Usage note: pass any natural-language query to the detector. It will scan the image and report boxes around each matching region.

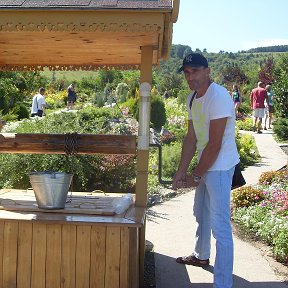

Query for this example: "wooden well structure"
[0,1,179,287]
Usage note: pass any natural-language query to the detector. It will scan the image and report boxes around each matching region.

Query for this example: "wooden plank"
[139,224,146,288]
[0,210,140,227]
[0,204,115,216]
[61,225,76,288]
[129,228,139,288]
[75,225,91,288]
[90,226,106,288]
[46,224,62,288]
[17,222,33,288]
[0,189,116,216]
[124,207,146,225]
[135,150,149,207]
[105,227,121,288]
[0,221,4,287]
[0,133,136,155]
[31,223,47,288]
[120,227,129,288]
[2,222,18,288]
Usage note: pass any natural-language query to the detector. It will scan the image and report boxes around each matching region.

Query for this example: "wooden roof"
[0,0,172,10]
[0,0,179,71]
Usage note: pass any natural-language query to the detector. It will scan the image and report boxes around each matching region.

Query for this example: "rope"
[64,133,79,202]
[64,132,79,156]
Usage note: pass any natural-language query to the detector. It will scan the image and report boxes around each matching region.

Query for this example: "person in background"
[264,84,274,130]
[250,81,269,133]
[231,84,242,118]
[163,89,169,99]
[31,87,46,117]
[67,83,77,110]
[172,53,239,288]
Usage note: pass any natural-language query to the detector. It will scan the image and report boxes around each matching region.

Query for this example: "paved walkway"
[146,130,288,288]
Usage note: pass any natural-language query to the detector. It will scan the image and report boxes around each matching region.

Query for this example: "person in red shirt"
[250,82,269,133]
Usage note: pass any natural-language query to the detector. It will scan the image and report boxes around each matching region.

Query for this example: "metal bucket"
[29,171,73,209]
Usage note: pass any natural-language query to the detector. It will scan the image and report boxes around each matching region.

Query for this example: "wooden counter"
[0,189,145,288]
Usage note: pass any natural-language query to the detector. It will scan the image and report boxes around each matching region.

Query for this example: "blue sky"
[172,0,288,53]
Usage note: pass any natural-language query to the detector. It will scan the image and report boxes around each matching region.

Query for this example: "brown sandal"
[176,255,209,267]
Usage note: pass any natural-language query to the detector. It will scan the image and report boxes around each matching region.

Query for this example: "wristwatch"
[191,174,202,183]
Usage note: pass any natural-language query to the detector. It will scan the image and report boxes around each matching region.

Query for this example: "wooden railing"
[0,133,136,155]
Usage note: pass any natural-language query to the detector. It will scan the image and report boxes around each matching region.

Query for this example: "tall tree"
[221,64,248,87]
[273,54,288,118]
[258,57,275,85]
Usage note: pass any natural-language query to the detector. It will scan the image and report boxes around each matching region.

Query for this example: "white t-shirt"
[186,82,239,171]
[31,93,46,114]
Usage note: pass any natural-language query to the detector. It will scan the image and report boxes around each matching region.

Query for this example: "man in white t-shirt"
[172,53,239,288]
[31,87,46,117]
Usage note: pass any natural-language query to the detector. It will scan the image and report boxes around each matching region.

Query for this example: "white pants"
[193,167,235,288]
[253,108,265,118]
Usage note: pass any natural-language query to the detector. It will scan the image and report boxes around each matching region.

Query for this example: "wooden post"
[136,46,153,207]
[137,45,153,288]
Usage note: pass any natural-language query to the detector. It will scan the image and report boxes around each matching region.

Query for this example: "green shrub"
[258,170,288,185]
[232,185,264,208]
[94,92,105,107]
[273,117,288,141]
[238,101,251,116]
[161,142,197,179]
[232,205,268,232]
[98,155,136,192]
[150,96,166,132]
[164,98,187,142]
[165,98,186,119]
[236,117,254,131]
[236,131,260,168]
[273,230,288,264]
[176,88,191,106]
[123,97,139,118]
[2,112,18,122]
[123,96,166,132]
[0,154,99,191]
[273,64,288,119]
[10,103,30,120]
[147,174,161,196]
[116,83,129,103]
[45,91,67,109]
[0,106,135,192]
[232,206,288,265]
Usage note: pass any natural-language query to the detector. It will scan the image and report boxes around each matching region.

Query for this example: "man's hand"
[172,172,201,189]
[185,174,200,188]
[172,172,186,190]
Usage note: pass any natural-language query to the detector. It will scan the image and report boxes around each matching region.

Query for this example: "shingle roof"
[0,0,172,10]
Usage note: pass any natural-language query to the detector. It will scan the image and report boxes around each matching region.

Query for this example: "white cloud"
[241,39,288,50]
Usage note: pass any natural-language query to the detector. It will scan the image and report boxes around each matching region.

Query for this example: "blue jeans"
[193,167,235,288]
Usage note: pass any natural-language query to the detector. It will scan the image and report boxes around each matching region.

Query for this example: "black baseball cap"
[178,53,208,72]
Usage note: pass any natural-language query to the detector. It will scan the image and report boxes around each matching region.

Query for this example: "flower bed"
[232,169,288,265]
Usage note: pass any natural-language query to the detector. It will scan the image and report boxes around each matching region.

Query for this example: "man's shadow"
[154,253,287,288]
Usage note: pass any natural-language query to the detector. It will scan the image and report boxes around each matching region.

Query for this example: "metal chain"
[64,132,79,156]
[64,133,78,202]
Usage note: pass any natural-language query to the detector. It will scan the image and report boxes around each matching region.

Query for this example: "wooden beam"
[171,0,180,22]
[137,45,153,288]
[0,133,136,155]
[139,46,153,84]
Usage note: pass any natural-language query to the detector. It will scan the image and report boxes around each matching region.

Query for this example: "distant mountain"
[244,45,288,53]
